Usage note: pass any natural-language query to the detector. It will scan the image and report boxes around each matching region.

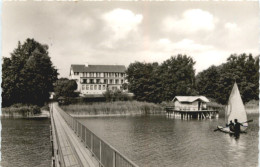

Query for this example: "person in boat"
[228,120,235,132]
[234,119,243,138]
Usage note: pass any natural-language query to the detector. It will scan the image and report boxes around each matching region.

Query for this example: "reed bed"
[245,100,259,114]
[216,100,259,117]
[2,104,41,117]
[61,101,164,116]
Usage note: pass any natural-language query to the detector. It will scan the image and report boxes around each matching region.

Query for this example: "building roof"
[172,96,210,103]
[71,64,126,73]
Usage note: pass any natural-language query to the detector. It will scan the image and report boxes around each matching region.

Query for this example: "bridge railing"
[56,105,139,167]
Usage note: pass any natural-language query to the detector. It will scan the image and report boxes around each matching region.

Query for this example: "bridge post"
[91,133,94,156]
[100,140,102,167]
[113,151,116,167]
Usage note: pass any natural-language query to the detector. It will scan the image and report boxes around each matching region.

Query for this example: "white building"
[69,64,126,95]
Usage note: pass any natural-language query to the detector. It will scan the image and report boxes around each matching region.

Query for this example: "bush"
[41,104,50,111]
[103,90,133,102]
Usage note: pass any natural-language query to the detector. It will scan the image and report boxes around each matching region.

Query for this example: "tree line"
[2,39,259,107]
[196,54,259,104]
[126,54,259,105]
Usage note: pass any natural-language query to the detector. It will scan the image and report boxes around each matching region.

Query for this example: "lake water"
[78,114,259,167]
[1,118,51,167]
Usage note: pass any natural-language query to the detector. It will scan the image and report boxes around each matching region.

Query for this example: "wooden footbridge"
[50,102,138,167]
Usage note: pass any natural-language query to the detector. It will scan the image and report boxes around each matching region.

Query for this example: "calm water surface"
[1,118,52,167]
[78,114,259,167]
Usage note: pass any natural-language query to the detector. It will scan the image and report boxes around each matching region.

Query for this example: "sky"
[2,1,259,78]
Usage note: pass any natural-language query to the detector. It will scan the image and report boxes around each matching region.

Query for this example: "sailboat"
[216,82,248,133]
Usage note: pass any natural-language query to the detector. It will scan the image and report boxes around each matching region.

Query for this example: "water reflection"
[224,134,246,166]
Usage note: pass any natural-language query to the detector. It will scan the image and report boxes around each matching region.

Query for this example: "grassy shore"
[60,101,164,116]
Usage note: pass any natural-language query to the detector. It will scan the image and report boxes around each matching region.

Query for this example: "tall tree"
[126,62,160,102]
[2,38,58,106]
[195,65,221,100]
[54,78,78,98]
[159,55,196,101]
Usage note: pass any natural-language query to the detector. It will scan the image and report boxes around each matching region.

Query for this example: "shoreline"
[71,112,166,118]
[1,110,50,118]
[68,108,258,118]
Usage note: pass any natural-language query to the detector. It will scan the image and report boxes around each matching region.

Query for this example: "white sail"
[227,82,248,131]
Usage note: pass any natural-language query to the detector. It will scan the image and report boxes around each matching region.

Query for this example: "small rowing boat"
[216,82,248,133]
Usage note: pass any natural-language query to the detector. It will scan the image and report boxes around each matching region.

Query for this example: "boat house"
[172,96,209,111]
[166,96,219,119]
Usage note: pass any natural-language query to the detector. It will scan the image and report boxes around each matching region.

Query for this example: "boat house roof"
[172,96,210,103]
[71,64,126,73]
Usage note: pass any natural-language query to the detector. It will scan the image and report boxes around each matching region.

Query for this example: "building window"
[110,79,113,84]
[86,85,89,90]
[74,72,79,75]
[82,85,85,90]
[104,79,107,84]
[90,73,93,77]
[103,85,106,90]
[83,79,87,83]
[115,79,119,84]
[90,79,94,84]
[121,79,124,84]
[96,79,100,84]
[99,85,101,90]
[94,85,97,90]
[121,73,124,77]
[90,85,93,90]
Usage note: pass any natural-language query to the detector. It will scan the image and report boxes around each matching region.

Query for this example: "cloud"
[157,38,213,53]
[163,9,216,34]
[224,22,240,35]
[154,38,229,74]
[102,8,143,41]
[225,22,238,30]
[192,51,229,73]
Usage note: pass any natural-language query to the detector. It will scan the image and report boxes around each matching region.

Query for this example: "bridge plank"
[52,103,99,167]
